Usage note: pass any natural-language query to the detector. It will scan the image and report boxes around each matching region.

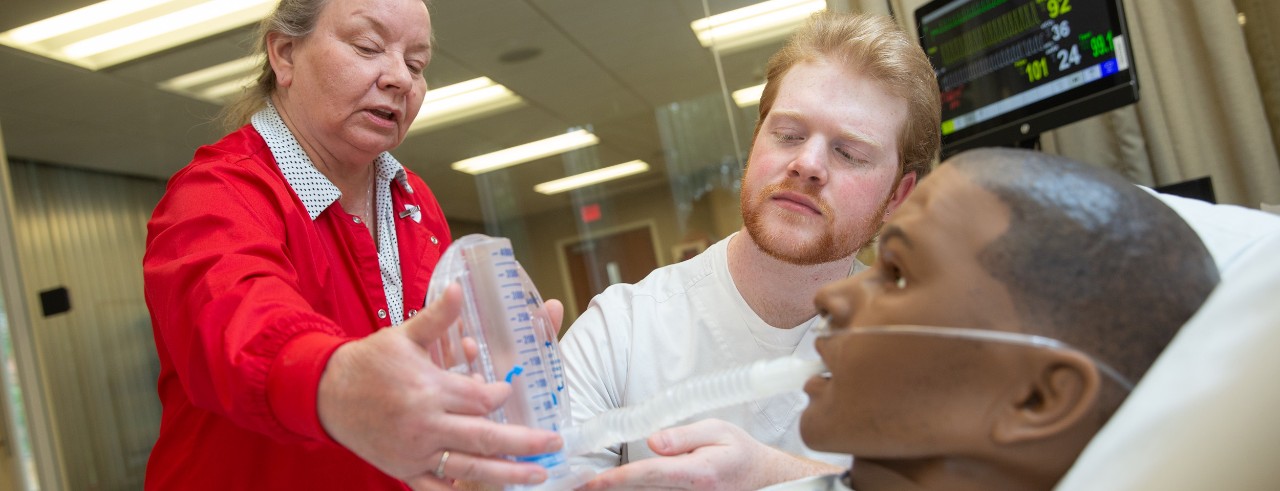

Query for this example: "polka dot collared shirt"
[252,103,412,325]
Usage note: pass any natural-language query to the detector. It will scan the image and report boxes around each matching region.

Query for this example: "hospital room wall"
[2,156,166,491]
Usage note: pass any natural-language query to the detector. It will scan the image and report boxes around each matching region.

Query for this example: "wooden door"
[562,226,659,318]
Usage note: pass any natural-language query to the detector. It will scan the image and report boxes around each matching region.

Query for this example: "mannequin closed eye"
[875,253,907,290]
[875,227,912,290]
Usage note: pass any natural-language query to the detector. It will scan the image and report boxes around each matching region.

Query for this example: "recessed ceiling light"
[0,0,274,70]
[733,83,765,107]
[451,129,599,175]
[534,160,650,195]
[409,77,525,135]
[690,0,825,54]
[158,55,261,103]
[4,0,171,44]
[160,67,526,135]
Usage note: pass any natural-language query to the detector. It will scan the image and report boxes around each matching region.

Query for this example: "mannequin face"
[801,165,1029,456]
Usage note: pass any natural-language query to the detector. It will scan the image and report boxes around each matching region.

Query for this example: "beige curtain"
[844,0,1280,207]
[1235,0,1280,170]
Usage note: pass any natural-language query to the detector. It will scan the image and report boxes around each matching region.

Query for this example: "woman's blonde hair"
[755,11,941,179]
[220,0,332,130]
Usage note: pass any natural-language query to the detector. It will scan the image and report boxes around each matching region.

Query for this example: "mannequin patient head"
[802,147,1219,490]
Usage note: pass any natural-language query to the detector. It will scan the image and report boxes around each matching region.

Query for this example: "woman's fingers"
[431,412,562,458]
[406,450,550,487]
[404,282,463,348]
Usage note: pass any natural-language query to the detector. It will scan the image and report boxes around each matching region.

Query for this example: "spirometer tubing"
[560,356,826,458]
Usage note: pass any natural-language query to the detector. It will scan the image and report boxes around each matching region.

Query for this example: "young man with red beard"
[559,11,941,490]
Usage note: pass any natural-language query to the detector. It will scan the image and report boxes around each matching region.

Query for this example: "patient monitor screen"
[915,0,1139,154]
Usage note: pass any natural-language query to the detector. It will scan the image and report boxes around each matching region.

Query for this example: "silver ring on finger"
[433,450,450,479]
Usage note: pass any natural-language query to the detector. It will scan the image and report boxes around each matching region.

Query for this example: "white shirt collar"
[251,102,411,220]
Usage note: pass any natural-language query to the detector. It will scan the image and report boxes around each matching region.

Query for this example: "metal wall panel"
[8,160,164,491]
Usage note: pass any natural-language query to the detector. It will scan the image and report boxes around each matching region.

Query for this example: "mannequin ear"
[266,32,297,88]
[991,350,1101,445]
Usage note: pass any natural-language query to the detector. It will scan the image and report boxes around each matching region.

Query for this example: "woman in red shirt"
[143,0,562,489]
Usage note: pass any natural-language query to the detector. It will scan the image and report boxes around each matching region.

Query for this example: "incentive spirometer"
[426,235,826,491]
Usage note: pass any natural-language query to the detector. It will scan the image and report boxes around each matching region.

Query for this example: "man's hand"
[579,419,842,490]
[317,283,566,490]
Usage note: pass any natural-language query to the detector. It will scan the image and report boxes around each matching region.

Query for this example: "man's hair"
[756,11,941,180]
[952,148,1219,412]
[220,0,432,130]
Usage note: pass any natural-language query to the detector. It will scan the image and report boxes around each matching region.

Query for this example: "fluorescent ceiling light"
[0,0,274,70]
[409,77,526,135]
[690,0,825,54]
[535,160,651,195]
[4,0,172,44]
[160,66,525,135]
[200,76,258,101]
[452,130,599,175]
[159,55,261,103]
[733,83,765,107]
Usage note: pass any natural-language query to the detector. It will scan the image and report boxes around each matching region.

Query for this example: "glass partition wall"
[0,122,48,491]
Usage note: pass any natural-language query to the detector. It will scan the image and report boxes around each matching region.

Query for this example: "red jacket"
[143,124,451,489]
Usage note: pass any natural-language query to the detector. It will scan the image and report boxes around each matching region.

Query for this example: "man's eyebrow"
[879,225,912,249]
[769,110,883,150]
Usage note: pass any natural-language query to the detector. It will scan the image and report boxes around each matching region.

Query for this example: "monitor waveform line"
[939,2,1041,66]
[939,32,1048,89]
[927,0,1010,39]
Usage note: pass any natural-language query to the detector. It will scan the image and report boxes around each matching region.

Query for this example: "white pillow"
[1141,188,1280,276]
[1055,200,1280,490]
